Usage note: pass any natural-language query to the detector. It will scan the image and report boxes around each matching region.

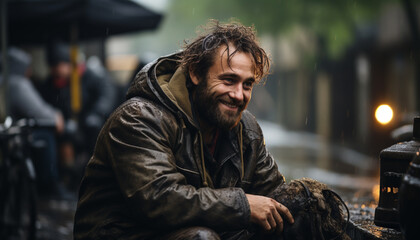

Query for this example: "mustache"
[219,96,246,110]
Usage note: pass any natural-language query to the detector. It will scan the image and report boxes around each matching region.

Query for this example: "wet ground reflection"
[346,198,402,240]
[36,198,76,240]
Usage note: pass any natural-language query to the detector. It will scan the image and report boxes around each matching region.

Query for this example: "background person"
[0,47,72,199]
[37,42,116,172]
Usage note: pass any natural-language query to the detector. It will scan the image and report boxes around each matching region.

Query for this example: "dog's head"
[268,178,350,240]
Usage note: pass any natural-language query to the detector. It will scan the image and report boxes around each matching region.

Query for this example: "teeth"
[222,101,237,108]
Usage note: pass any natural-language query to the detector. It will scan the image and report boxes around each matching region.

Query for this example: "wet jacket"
[73,52,285,239]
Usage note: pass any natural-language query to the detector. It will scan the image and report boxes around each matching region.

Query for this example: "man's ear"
[189,70,200,86]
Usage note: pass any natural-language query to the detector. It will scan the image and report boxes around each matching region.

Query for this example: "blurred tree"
[168,0,397,58]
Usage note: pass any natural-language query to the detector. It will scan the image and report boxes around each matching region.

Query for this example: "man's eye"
[244,81,254,88]
[224,79,234,84]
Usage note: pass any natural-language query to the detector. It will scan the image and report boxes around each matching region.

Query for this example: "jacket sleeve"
[105,100,250,231]
[241,112,285,196]
[248,141,285,196]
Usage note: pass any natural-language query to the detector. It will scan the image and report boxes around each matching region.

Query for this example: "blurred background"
[1,0,420,239]
[118,0,418,184]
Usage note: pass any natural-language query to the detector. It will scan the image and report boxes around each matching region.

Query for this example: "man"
[37,42,116,166]
[74,20,294,240]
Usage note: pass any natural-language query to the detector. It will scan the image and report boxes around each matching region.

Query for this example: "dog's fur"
[267,178,350,240]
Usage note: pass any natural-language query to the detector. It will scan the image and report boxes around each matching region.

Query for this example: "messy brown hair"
[180,19,270,84]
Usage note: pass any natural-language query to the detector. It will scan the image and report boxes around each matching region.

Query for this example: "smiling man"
[74,20,293,240]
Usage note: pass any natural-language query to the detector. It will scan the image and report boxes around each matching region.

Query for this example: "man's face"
[192,44,256,130]
[52,62,72,79]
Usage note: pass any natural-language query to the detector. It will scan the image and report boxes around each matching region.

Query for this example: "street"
[36,198,77,240]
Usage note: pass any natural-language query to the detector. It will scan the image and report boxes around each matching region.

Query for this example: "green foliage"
[167,0,398,58]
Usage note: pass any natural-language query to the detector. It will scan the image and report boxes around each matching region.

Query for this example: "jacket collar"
[143,53,199,129]
[155,66,196,127]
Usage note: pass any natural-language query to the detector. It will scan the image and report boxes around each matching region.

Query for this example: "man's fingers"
[266,213,276,233]
[276,202,294,224]
[246,194,293,235]
[272,206,284,234]
[262,219,272,232]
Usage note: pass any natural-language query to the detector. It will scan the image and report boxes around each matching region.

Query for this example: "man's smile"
[220,100,239,110]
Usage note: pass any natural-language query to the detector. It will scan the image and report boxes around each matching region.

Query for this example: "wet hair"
[180,19,270,84]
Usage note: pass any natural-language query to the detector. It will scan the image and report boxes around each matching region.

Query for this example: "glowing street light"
[375,104,393,125]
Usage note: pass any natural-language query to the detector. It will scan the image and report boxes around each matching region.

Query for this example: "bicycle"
[0,117,55,240]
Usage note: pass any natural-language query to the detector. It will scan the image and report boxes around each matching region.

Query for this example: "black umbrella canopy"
[8,0,163,45]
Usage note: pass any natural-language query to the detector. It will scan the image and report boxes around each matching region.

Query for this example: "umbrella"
[7,0,163,44]
[1,0,163,118]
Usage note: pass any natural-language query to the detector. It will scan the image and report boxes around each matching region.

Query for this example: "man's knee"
[191,227,220,240]
[165,226,220,240]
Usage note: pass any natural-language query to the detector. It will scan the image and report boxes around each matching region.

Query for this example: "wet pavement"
[344,194,402,240]
[36,197,77,240]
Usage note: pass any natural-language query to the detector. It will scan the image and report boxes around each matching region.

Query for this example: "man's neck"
[198,118,218,146]
[200,121,220,156]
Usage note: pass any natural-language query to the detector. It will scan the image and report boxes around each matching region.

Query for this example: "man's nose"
[228,84,244,102]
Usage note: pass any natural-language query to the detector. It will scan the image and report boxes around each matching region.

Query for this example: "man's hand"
[246,194,294,235]
[55,113,65,134]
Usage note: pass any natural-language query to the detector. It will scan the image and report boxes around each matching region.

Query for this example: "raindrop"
[192,8,195,16]
[106,28,109,36]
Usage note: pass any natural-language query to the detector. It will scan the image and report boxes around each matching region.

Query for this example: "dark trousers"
[32,129,58,187]
[150,226,268,240]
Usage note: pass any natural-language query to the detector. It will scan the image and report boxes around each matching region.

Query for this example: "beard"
[193,78,247,131]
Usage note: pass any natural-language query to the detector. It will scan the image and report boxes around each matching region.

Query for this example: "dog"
[266,178,350,240]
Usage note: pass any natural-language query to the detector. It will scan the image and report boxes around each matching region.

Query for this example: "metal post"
[402,0,420,111]
[0,0,9,122]
[70,23,81,117]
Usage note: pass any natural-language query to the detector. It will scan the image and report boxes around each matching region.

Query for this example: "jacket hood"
[0,47,31,76]
[126,52,197,127]
[126,52,248,189]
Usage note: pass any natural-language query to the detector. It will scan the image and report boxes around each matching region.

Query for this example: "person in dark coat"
[37,43,116,167]
[74,20,294,240]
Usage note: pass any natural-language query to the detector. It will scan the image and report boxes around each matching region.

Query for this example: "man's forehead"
[215,44,256,69]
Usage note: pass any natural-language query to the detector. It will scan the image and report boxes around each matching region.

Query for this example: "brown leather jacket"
[73,53,285,239]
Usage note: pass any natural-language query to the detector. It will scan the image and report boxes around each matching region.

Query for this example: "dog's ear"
[323,189,351,240]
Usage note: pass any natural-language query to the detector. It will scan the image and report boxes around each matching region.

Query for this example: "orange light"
[372,184,380,204]
[375,104,393,125]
